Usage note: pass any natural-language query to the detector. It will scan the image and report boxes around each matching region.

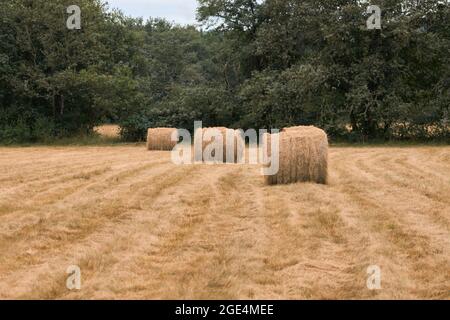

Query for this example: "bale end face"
[263,126,328,185]
[146,128,179,151]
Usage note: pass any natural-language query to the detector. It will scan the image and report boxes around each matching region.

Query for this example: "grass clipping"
[146,128,179,151]
[264,126,328,185]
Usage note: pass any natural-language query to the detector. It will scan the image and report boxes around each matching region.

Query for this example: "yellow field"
[0,145,449,299]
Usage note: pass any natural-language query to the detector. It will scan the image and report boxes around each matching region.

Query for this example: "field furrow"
[0,146,448,299]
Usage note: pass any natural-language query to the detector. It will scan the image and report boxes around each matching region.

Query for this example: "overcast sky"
[106,0,199,25]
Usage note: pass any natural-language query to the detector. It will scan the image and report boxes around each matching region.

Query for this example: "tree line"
[0,0,448,143]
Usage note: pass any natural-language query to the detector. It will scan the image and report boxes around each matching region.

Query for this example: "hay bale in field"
[263,126,328,185]
[146,128,179,151]
[195,127,244,163]
[94,125,121,138]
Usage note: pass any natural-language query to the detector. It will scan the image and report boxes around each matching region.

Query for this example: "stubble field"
[0,145,449,299]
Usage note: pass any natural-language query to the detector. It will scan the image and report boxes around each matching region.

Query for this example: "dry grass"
[0,145,449,299]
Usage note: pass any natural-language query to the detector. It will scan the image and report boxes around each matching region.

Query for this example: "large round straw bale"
[195,127,244,163]
[146,128,179,151]
[263,126,328,185]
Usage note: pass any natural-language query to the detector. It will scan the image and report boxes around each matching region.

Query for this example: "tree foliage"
[1,0,448,143]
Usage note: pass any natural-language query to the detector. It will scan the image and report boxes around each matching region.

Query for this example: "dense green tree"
[0,0,146,142]
[1,0,448,143]
[116,19,238,140]
[200,0,449,140]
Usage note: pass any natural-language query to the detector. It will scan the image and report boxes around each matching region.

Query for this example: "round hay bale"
[195,127,244,163]
[263,126,328,185]
[146,128,179,151]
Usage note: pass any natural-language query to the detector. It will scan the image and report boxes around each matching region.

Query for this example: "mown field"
[0,145,449,299]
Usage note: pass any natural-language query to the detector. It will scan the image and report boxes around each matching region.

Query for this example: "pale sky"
[105,0,199,25]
